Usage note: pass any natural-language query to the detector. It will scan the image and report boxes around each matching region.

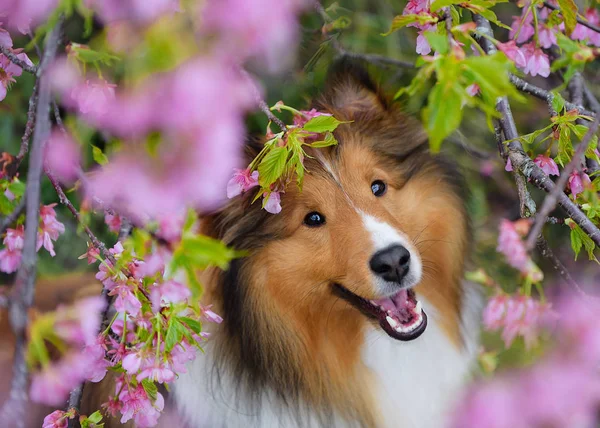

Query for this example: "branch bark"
[0,20,63,428]
[0,45,38,74]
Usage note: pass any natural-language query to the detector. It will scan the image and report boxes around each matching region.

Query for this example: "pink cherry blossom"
[156,212,184,242]
[201,305,223,324]
[504,157,513,172]
[0,247,21,273]
[292,108,332,127]
[44,129,81,184]
[522,43,550,78]
[568,170,592,199]
[482,293,508,331]
[137,359,175,383]
[0,0,59,34]
[466,84,480,97]
[119,384,164,427]
[36,204,65,257]
[30,351,89,406]
[68,79,117,119]
[227,168,259,199]
[497,219,528,272]
[104,212,122,233]
[0,41,33,101]
[82,338,110,382]
[538,25,557,49]
[54,296,106,346]
[4,224,24,251]
[571,8,600,47]
[86,0,180,25]
[533,155,559,176]
[415,31,432,55]
[111,318,137,343]
[509,11,535,44]
[0,28,12,47]
[263,191,282,214]
[111,284,142,316]
[501,295,547,348]
[403,0,430,16]
[497,41,527,69]
[122,351,144,375]
[42,410,68,428]
[150,279,191,311]
[170,340,197,373]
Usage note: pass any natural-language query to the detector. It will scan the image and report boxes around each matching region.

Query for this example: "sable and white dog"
[165,58,483,428]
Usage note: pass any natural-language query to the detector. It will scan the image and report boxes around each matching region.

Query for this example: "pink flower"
[80,244,100,264]
[36,204,65,257]
[466,83,480,97]
[0,44,33,101]
[44,129,80,184]
[42,410,68,428]
[30,351,88,406]
[82,338,110,382]
[497,219,528,272]
[122,351,143,375]
[86,0,179,25]
[104,212,122,233]
[150,279,191,311]
[0,28,12,48]
[227,168,259,199]
[156,212,184,242]
[54,296,106,346]
[263,191,282,214]
[568,170,591,199]
[137,359,175,383]
[0,247,21,273]
[201,305,223,324]
[483,294,508,331]
[292,108,332,127]
[522,43,550,78]
[403,0,430,16]
[69,79,116,118]
[571,8,600,47]
[102,397,122,418]
[0,0,59,33]
[480,160,494,177]
[119,384,164,427]
[497,41,527,69]
[504,157,513,172]
[170,340,197,373]
[538,26,557,49]
[4,225,24,251]
[111,284,142,316]
[509,11,535,43]
[501,295,547,348]
[534,155,559,176]
[415,31,432,55]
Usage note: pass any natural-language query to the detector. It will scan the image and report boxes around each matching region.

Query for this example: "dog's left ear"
[317,55,388,120]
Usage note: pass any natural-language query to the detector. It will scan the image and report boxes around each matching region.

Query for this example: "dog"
[170,57,483,428]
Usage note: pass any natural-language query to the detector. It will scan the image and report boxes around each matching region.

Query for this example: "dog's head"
[203,58,469,416]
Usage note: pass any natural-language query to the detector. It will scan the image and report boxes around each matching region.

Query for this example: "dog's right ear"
[317,55,388,120]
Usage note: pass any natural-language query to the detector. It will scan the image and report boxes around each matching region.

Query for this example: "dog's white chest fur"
[362,295,479,428]
[173,287,481,428]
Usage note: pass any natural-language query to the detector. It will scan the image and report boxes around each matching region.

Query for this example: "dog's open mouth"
[333,284,427,341]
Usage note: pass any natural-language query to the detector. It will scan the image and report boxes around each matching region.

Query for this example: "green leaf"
[424,32,448,55]
[92,146,108,165]
[551,92,566,114]
[7,179,25,199]
[142,379,158,402]
[177,234,242,270]
[556,125,573,167]
[328,16,352,30]
[302,115,346,133]
[557,0,578,36]
[180,316,202,334]
[430,0,459,12]
[383,13,438,35]
[310,132,338,148]
[87,411,103,424]
[423,81,464,152]
[258,146,288,187]
[165,319,183,353]
[570,226,583,260]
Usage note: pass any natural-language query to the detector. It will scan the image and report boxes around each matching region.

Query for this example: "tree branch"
[0,45,38,74]
[543,1,600,35]
[475,14,600,246]
[0,20,62,428]
[0,197,26,234]
[525,115,600,251]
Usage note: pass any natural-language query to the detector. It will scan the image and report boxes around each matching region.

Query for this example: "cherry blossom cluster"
[227,105,341,214]
[454,294,600,427]
[0,27,34,101]
[0,204,65,273]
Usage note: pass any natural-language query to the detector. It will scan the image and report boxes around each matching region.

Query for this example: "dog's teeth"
[386,316,399,329]
[415,301,422,315]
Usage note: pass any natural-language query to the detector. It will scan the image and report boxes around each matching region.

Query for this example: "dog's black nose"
[369,245,411,283]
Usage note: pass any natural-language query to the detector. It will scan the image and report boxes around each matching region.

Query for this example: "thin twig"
[0,20,63,428]
[0,45,38,74]
[536,236,582,292]
[0,197,26,234]
[525,115,600,251]
[509,74,595,117]
[240,68,287,133]
[543,1,600,35]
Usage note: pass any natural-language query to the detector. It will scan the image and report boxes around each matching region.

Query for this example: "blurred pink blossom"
[85,0,179,25]
[497,219,528,272]
[0,31,33,100]
[0,225,23,273]
[119,384,164,427]
[416,31,432,55]
[538,25,557,49]
[504,157,513,172]
[104,212,122,233]
[202,0,309,72]
[568,170,592,198]
[150,279,191,311]
[201,305,223,324]
[0,0,58,33]
[533,154,559,176]
[227,168,259,199]
[42,410,68,428]
[292,108,332,127]
[482,293,508,330]
[466,84,480,97]
[30,351,89,406]
[69,79,117,118]
[44,129,81,184]
[137,359,175,384]
[571,8,600,47]
[509,11,534,44]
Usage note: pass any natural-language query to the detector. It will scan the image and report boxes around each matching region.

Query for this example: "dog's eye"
[371,180,387,197]
[304,212,326,227]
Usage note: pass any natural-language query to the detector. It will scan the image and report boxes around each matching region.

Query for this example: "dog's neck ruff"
[172,282,482,428]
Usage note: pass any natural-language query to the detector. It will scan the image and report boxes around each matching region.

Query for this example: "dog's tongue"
[373,289,414,323]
